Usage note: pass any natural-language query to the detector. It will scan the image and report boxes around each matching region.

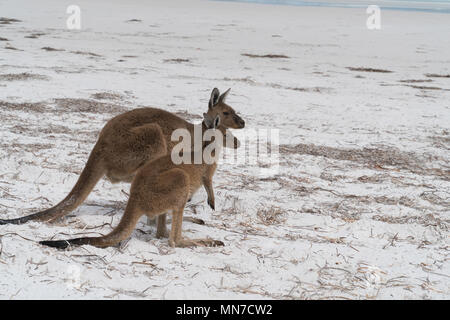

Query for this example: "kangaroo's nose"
[235,116,245,128]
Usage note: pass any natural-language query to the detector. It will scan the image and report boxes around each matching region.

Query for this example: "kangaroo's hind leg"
[169,207,223,248]
[154,214,204,238]
[160,169,223,248]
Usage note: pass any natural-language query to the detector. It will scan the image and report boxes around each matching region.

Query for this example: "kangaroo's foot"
[166,217,205,225]
[183,216,205,225]
[169,238,224,248]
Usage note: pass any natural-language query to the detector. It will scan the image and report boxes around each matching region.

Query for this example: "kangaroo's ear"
[213,115,220,129]
[209,88,220,109]
[218,88,231,103]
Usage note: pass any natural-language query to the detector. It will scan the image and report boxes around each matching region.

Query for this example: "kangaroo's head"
[204,88,245,129]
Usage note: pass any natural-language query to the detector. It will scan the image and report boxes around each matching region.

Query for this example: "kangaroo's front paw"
[207,198,215,210]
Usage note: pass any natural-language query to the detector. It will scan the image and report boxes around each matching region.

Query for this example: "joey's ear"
[203,113,220,129]
[209,88,220,109]
[213,115,220,129]
[218,88,231,103]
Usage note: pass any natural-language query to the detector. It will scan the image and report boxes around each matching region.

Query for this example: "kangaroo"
[0,88,245,226]
[40,114,235,249]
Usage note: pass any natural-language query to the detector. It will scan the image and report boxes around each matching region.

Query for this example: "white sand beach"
[0,0,449,299]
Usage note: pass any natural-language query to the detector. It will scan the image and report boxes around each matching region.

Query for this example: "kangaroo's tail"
[0,147,105,226]
[39,200,142,249]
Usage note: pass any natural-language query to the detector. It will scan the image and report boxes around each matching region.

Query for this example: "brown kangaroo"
[0,88,245,226]
[40,114,235,249]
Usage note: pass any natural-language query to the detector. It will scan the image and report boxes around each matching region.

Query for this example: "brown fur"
[1,88,244,226]
[40,119,237,248]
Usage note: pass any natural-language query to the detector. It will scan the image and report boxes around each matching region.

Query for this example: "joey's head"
[204,88,245,129]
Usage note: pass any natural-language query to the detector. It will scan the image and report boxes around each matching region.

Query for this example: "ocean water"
[212,0,450,13]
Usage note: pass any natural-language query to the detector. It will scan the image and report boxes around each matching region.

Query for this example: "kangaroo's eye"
[223,112,230,116]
